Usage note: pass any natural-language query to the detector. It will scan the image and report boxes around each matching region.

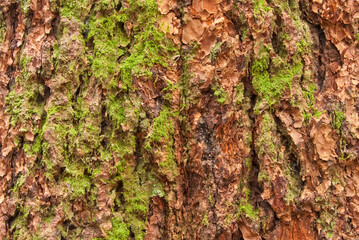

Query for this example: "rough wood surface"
[0,0,359,239]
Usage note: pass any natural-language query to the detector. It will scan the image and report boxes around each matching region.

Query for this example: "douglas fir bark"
[0,0,359,239]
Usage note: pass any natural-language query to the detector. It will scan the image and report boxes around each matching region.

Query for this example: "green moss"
[316,210,336,239]
[5,91,23,126]
[179,46,200,111]
[330,167,345,187]
[245,157,252,170]
[10,205,31,239]
[224,213,233,226]
[252,45,303,107]
[235,82,244,105]
[256,112,277,158]
[88,14,127,84]
[118,167,151,240]
[283,168,301,204]
[202,213,209,227]
[253,0,273,18]
[106,217,130,240]
[20,56,33,81]
[145,107,178,177]
[331,108,345,132]
[64,169,92,197]
[0,13,6,43]
[208,194,214,207]
[88,0,177,90]
[19,0,31,14]
[60,0,92,24]
[151,183,165,198]
[301,83,325,123]
[245,133,252,148]
[11,174,26,197]
[211,84,227,104]
[102,129,160,240]
[4,55,47,132]
[149,107,174,142]
[236,187,259,221]
[296,39,311,55]
[257,170,269,182]
[210,42,222,62]
[239,199,259,221]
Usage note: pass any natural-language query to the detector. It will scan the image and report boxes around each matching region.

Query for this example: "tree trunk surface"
[0,0,358,239]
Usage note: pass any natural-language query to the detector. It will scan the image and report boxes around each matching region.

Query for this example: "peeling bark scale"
[0,0,359,239]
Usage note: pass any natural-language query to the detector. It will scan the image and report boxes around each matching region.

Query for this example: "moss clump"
[235,82,244,105]
[316,210,336,239]
[252,45,303,107]
[283,162,301,204]
[302,83,325,123]
[257,170,269,182]
[63,160,92,197]
[202,213,209,227]
[331,108,345,132]
[210,42,222,62]
[106,217,130,240]
[253,0,273,18]
[208,194,214,206]
[178,44,201,111]
[10,205,31,239]
[236,187,259,221]
[19,0,31,14]
[4,56,46,127]
[60,0,92,24]
[118,0,177,89]
[149,107,174,143]
[296,39,311,55]
[113,161,153,240]
[106,95,132,130]
[211,83,227,104]
[5,91,23,126]
[256,112,277,159]
[88,13,128,84]
[145,107,178,178]
[0,13,6,43]
[88,0,177,90]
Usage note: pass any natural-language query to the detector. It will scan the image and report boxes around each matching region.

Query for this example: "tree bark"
[0,0,358,239]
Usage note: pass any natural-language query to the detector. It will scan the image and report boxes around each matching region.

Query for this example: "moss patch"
[252,44,303,108]
[145,106,178,179]
[236,187,259,221]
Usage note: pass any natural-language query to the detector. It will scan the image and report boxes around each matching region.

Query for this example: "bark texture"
[0,0,359,239]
